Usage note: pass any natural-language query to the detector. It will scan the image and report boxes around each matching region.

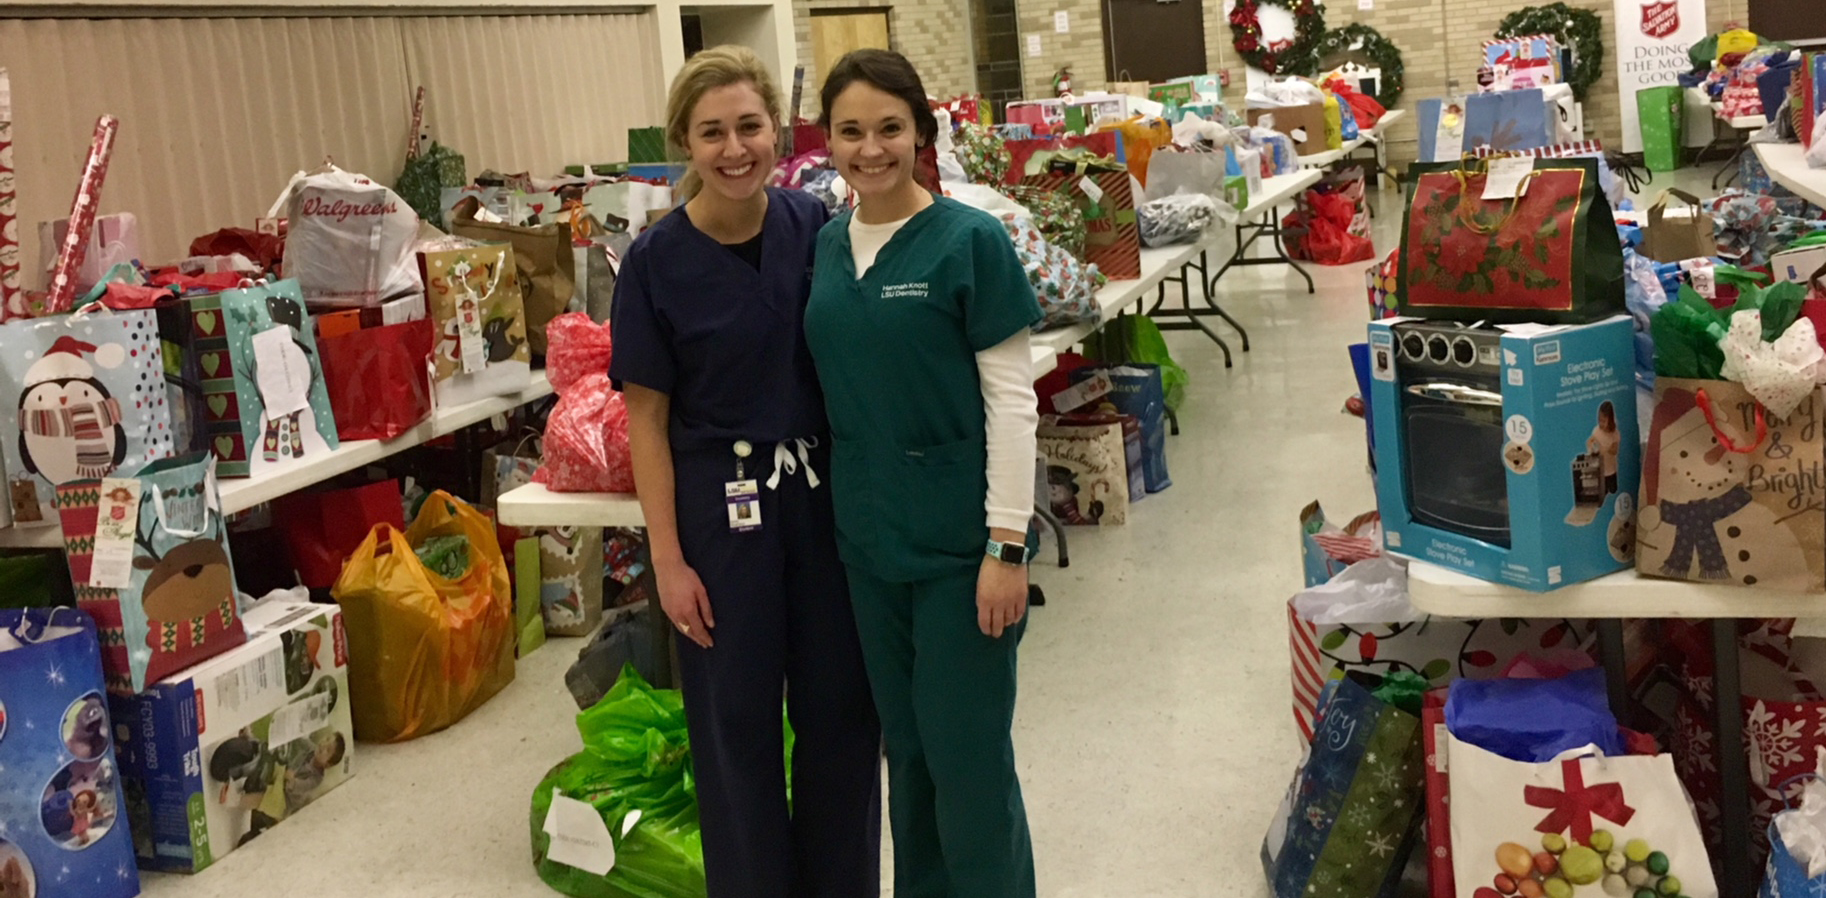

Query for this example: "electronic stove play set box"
[1366,315,1638,591]
[110,599,354,873]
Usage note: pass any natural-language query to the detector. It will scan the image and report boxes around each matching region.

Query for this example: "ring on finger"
[677,622,691,635]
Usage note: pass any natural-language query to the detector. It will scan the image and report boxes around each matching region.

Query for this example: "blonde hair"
[664,46,785,200]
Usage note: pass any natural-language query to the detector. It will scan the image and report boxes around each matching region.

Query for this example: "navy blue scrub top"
[608,187,830,456]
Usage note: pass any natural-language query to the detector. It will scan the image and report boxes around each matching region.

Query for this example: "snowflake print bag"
[0,607,141,898]
[1398,157,1623,325]
[1446,732,1718,898]
[1261,675,1426,898]
[0,306,175,527]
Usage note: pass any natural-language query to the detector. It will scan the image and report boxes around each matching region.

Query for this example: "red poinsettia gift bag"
[1398,157,1624,324]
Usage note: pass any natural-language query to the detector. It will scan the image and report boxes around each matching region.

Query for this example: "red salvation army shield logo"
[1641,0,1679,39]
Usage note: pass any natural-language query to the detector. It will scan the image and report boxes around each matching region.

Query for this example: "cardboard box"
[1772,245,1826,295]
[1156,74,1222,104]
[1247,104,1327,156]
[1367,316,1639,591]
[112,600,354,873]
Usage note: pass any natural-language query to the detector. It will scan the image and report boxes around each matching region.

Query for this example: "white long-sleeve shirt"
[850,214,1039,532]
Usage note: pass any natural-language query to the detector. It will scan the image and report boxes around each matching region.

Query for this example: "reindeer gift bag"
[56,451,245,694]
[0,307,176,526]
[420,244,532,407]
[188,279,341,478]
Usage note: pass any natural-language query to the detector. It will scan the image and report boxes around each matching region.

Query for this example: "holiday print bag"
[1446,733,1718,898]
[421,244,533,408]
[55,451,244,694]
[0,306,175,526]
[0,608,140,898]
[1261,676,1425,898]
[1636,379,1826,592]
[187,280,340,478]
[1399,157,1623,324]
[1019,164,1142,280]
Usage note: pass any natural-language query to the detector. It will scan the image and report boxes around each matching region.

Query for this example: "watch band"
[986,539,1030,565]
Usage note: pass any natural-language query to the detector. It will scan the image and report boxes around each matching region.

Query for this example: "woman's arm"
[975,330,1040,638]
[624,384,715,648]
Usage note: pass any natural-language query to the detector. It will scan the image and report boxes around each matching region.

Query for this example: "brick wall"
[1016,0,1108,98]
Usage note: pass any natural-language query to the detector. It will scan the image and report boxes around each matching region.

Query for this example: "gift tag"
[543,792,616,876]
[1078,177,1105,204]
[90,478,142,589]
[726,480,762,532]
[456,295,489,374]
[252,325,314,417]
[1482,156,1536,200]
[1682,260,1717,299]
[1052,371,1113,413]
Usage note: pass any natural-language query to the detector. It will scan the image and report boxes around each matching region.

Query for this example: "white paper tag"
[1078,177,1105,204]
[1052,372,1113,413]
[266,692,335,747]
[89,478,142,589]
[1482,156,1536,200]
[457,297,489,375]
[543,793,617,876]
[1433,723,1449,772]
[252,326,314,417]
[1688,265,1717,299]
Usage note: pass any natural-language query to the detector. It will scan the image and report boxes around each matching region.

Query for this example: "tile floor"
[139,159,1714,898]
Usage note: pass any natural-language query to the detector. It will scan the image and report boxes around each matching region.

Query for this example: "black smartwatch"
[985,539,1030,565]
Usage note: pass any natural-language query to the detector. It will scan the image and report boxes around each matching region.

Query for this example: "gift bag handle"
[147,456,221,539]
[1452,155,1540,235]
[1695,387,1769,454]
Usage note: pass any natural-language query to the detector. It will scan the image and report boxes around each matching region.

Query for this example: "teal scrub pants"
[844,563,1035,898]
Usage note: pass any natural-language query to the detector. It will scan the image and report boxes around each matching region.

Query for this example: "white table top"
[497,481,644,528]
[1406,557,1826,619]
[1032,343,1059,375]
[1755,141,1826,208]
[0,371,555,549]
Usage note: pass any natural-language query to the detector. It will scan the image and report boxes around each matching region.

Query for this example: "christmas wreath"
[1494,3,1605,102]
[1229,0,1326,77]
[1314,23,1405,108]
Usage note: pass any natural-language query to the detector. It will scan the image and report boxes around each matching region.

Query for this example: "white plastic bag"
[39,213,138,295]
[1289,556,1417,625]
[269,165,423,308]
[1809,115,1826,169]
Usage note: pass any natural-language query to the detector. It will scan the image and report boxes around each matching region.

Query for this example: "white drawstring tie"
[766,438,822,490]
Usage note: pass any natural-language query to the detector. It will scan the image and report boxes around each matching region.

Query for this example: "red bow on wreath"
[1523,758,1636,844]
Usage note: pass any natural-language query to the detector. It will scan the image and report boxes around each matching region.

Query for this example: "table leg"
[1197,249,1251,352]
[1269,204,1317,295]
[1713,129,1747,191]
[1712,617,1753,898]
[1595,619,1630,723]
[1208,209,1316,296]
[1033,504,1069,568]
[1146,268,1235,362]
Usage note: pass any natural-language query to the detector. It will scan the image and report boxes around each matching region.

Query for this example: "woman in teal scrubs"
[804,49,1045,898]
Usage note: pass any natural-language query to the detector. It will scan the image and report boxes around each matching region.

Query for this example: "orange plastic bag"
[332,491,516,742]
[1097,116,1172,188]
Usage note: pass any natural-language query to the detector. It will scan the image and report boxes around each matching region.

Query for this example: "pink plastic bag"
[533,313,634,493]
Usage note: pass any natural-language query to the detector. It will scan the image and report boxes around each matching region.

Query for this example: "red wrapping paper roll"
[44,114,119,315]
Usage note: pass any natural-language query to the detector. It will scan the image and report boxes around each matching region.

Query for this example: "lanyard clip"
[734,439,752,482]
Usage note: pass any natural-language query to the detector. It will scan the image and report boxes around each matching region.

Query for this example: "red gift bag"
[274,480,406,590]
[1020,165,1142,280]
[318,318,434,441]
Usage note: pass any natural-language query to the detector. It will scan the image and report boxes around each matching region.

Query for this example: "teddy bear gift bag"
[0,308,176,526]
[0,608,141,898]
[56,451,245,694]
[419,243,532,408]
[188,279,341,478]
[1636,378,1826,592]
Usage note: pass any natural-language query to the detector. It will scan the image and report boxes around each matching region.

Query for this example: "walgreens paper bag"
[1447,734,1717,898]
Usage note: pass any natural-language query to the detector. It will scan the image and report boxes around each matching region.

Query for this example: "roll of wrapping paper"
[44,114,118,315]
[0,70,19,320]
[407,85,425,161]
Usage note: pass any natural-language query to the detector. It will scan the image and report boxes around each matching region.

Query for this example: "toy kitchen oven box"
[110,599,354,873]
[1367,316,1638,590]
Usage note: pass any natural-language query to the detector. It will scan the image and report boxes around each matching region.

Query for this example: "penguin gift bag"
[0,608,141,898]
[419,243,533,408]
[187,279,340,478]
[0,307,176,526]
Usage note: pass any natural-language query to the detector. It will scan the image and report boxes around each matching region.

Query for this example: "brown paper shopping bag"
[1638,188,1718,264]
[1637,377,1826,592]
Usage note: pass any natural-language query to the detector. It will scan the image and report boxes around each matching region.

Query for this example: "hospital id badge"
[726,480,762,532]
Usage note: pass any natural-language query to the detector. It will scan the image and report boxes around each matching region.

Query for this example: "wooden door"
[1102,0,1206,85]
[812,10,892,81]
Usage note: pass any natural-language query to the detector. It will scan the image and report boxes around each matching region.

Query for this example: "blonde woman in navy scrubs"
[805,49,1045,898]
[608,45,880,897]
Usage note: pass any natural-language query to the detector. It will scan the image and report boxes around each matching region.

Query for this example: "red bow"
[1523,758,1636,843]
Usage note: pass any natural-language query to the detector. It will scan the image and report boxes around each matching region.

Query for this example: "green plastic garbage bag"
[1637,86,1685,173]
[1083,315,1189,412]
[531,665,703,898]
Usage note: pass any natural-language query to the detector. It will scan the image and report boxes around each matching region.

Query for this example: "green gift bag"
[1637,85,1686,172]
[1083,315,1188,413]
[397,141,468,229]
[627,127,669,165]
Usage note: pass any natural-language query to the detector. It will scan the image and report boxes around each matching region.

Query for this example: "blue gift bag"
[1764,813,1826,897]
[1069,364,1172,493]
[0,608,139,897]
[1462,89,1554,154]
[1445,668,1624,762]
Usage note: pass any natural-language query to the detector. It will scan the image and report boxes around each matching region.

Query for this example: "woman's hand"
[976,556,1028,638]
[656,557,716,649]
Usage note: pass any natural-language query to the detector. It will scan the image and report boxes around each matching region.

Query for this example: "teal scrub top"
[804,197,1043,583]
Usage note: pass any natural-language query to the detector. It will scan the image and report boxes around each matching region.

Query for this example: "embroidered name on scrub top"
[881,282,929,299]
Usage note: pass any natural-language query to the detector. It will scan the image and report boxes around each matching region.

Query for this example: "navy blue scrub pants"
[673,442,882,898]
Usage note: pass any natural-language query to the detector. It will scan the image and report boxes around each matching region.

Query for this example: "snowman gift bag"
[0,608,141,898]
[1637,378,1826,592]
[420,243,532,408]
[188,279,340,478]
[0,308,175,526]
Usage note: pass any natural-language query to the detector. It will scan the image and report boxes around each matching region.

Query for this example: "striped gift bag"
[1019,166,1142,280]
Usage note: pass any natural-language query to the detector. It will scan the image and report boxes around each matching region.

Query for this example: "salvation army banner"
[1616,0,1708,153]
